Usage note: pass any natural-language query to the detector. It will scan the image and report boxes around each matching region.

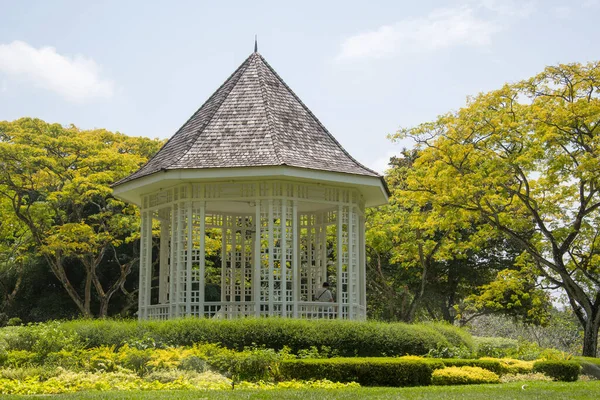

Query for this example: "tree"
[0,118,162,318]
[0,196,32,320]
[394,61,600,356]
[366,152,533,323]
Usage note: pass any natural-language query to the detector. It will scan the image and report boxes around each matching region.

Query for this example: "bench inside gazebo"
[112,46,388,321]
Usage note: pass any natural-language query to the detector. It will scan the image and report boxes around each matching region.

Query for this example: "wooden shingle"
[115,52,381,187]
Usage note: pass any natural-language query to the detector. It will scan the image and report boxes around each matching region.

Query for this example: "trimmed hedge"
[533,360,581,382]
[280,358,444,387]
[441,358,504,375]
[432,366,500,385]
[0,319,473,357]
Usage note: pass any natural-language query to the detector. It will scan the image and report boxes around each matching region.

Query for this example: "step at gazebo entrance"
[113,48,388,321]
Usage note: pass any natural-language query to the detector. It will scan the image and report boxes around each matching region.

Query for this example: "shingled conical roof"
[115,51,380,186]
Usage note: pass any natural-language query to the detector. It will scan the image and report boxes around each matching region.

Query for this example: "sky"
[0,0,598,173]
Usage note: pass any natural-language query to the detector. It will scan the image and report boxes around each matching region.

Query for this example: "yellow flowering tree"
[393,62,600,356]
[0,118,163,317]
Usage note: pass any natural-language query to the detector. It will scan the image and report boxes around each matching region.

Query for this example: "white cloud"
[337,2,535,61]
[0,79,6,93]
[337,6,499,60]
[0,41,114,102]
[479,0,536,18]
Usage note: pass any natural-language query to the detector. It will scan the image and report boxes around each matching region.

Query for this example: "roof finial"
[254,35,258,53]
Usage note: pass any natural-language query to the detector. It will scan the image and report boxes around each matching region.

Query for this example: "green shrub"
[45,350,80,369]
[472,336,545,360]
[473,336,519,358]
[0,322,80,359]
[5,350,37,368]
[178,356,208,372]
[533,360,581,382]
[116,345,152,373]
[426,323,475,350]
[1,318,474,358]
[432,366,500,385]
[280,357,444,387]
[6,318,22,327]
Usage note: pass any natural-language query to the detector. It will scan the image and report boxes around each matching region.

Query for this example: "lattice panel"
[138,211,152,318]
[349,207,359,308]
[222,215,254,304]
[139,180,368,321]
[176,204,189,306]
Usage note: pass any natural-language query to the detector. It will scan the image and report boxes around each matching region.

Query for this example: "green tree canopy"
[0,118,163,317]
[393,61,600,356]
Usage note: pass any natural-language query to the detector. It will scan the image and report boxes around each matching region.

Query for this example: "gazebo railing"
[144,301,365,321]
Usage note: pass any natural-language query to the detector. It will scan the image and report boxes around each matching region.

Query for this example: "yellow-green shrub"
[5,350,36,368]
[84,346,118,372]
[432,366,500,385]
[479,357,534,374]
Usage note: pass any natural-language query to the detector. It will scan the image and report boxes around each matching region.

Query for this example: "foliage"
[280,357,444,386]
[431,366,500,385]
[0,318,473,358]
[394,61,600,356]
[366,153,525,323]
[440,358,504,375]
[468,312,584,356]
[500,372,552,383]
[473,337,520,358]
[0,118,163,318]
[461,267,551,325]
[479,358,534,374]
[533,360,581,382]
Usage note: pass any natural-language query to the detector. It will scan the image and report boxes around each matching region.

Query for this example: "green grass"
[3,381,600,400]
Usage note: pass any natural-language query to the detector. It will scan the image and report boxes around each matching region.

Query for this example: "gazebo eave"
[113,165,388,208]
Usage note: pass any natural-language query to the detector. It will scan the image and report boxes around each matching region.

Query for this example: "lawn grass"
[4,381,600,400]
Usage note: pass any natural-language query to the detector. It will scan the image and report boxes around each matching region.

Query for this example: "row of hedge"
[0,319,473,357]
[279,358,582,386]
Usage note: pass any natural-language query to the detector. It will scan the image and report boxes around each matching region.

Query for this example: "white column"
[268,199,274,316]
[348,207,354,320]
[230,216,237,318]
[337,204,344,320]
[169,204,178,318]
[144,212,153,319]
[137,210,147,321]
[186,198,193,316]
[199,201,206,318]
[281,200,287,317]
[158,218,169,304]
[254,201,261,316]
[292,200,299,317]
[307,216,313,297]
[360,214,367,320]
[221,220,227,303]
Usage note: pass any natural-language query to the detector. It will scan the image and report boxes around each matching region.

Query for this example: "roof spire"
[254,35,258,53]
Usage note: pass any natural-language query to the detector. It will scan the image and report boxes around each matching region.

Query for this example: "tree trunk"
[582,308,600,357]
[46,256,93,318]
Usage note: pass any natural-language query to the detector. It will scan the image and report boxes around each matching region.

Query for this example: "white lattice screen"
[138,181,366,321]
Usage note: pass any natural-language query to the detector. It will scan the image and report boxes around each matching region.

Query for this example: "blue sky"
[1,0,598,172]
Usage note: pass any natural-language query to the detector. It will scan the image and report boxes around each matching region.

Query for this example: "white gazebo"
[113,48,388,321]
